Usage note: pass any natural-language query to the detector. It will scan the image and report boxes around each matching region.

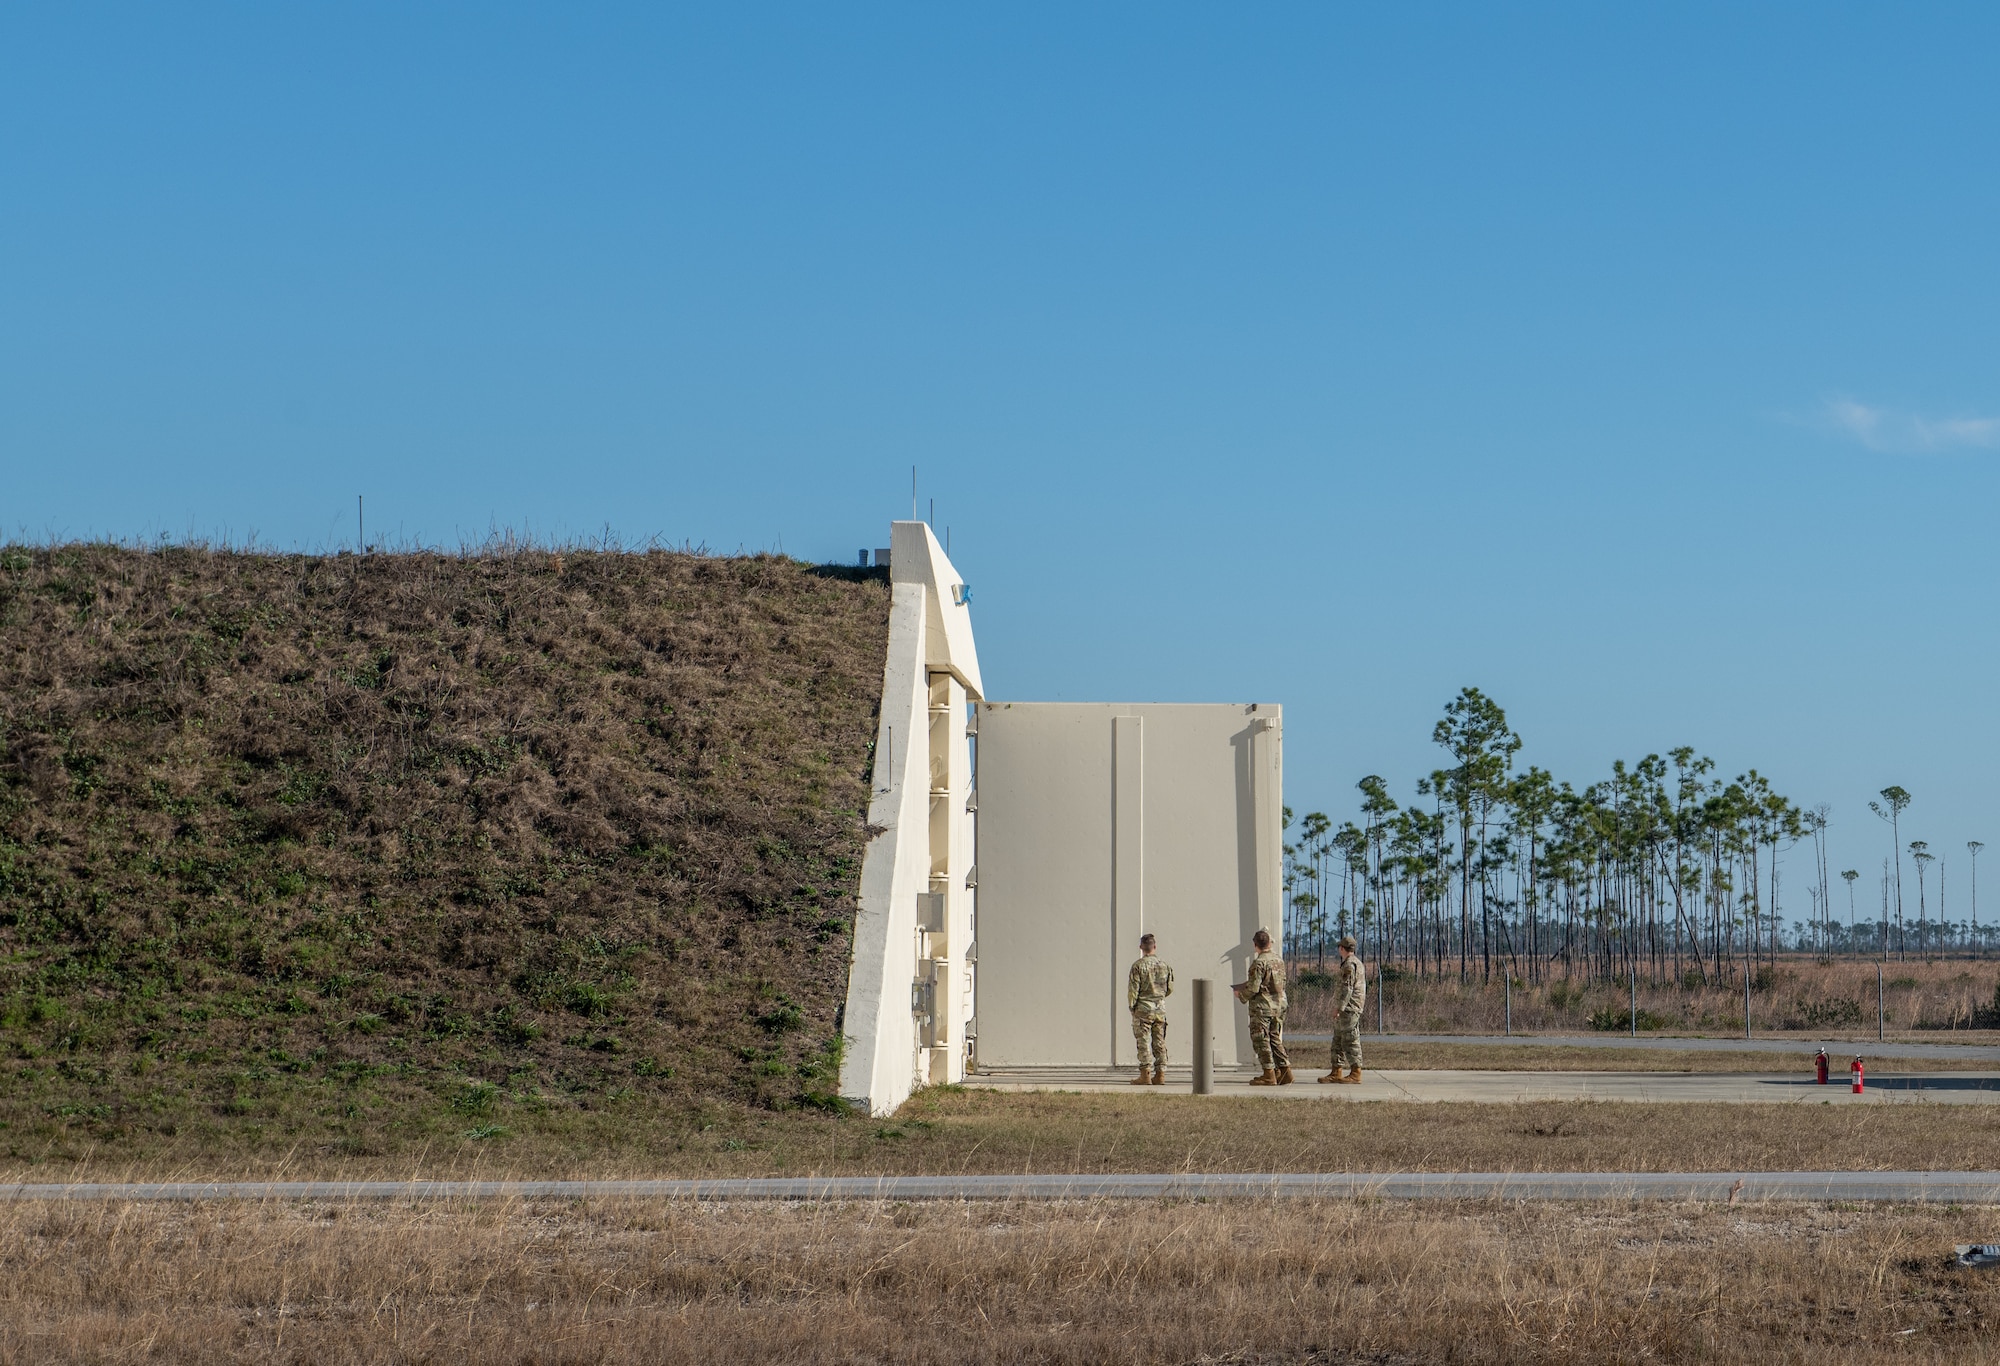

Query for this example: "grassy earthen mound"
[0,544,887,1161]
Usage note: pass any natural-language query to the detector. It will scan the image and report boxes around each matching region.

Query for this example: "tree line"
[1284,687,1993,983]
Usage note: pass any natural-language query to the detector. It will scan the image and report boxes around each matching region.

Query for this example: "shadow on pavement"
[1758,1075,2000,1092]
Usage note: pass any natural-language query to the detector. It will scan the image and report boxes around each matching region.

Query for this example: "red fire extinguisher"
[1815,1048,1829,1085]
[1850,1056,1865,1094]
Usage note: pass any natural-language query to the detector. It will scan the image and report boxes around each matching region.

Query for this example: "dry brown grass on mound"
[4,1194,1996,1364]
[11,1090,2000,1182]
[0,544,889,1150]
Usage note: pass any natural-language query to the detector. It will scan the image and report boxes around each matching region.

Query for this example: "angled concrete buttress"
[839,522,981,1117]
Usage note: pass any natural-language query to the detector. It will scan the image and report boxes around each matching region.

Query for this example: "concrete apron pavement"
[1288,1032,2000,1061]
[970,1066,2000,1103]
[5,1172,2000,1202]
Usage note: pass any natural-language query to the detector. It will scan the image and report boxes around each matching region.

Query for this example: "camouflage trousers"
[1332,1010,1363,1071]
[1131,1012,1168,1070]
[1248,1010,1289,1071]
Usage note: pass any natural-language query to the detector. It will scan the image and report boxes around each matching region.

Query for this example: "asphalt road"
[972,1066,2000,1103]
[1289,1032,2000,1060]
[4,1172,1998,1202]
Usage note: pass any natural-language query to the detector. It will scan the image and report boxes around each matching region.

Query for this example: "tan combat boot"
[1277,1066,1295,1085]
[1317,1069,1344,1084]
[1248,1069,1278,1086]
[1129,1068,1152,1085]
[1149,1069,1166,1085]
[1336,1067,1362,1084]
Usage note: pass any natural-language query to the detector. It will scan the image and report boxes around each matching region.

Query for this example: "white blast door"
[970,703,1282,1069]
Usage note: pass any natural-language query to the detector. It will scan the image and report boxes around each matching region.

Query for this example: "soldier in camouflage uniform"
[1234,927,1292,1085]
[1126,933,1174,1085]
[1318,935,1366,1084]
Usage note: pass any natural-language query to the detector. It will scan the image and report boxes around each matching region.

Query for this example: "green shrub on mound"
[0,545,888,1160]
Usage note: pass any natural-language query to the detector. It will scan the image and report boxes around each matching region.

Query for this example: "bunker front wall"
[971,702,1283,1069]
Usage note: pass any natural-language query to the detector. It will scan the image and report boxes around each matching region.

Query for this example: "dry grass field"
[10,1088,2000,1183]
[1289,958,2000,1038]
[5,1193,1996,1364]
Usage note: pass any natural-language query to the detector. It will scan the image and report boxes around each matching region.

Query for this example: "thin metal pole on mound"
[1192,979,1213,1095]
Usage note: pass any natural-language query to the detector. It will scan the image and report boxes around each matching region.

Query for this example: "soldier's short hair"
[1139,933,1156,950]
[1252,928,1271,949]
[1338,935,1357,952]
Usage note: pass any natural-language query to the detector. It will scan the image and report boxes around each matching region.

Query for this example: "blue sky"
[5,5,1997,914]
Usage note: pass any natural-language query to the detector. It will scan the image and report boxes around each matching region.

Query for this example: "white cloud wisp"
[1825,397,2000,455]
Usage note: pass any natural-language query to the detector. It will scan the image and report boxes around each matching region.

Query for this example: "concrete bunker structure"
[839,522,1282,1116]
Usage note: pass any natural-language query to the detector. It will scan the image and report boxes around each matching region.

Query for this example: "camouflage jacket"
[1128,956,1174,1017]
[1238,949,1287,1015]
[1338,955,1366,1015]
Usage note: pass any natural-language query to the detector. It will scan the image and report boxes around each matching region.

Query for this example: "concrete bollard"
[1192,979,1213,1095]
